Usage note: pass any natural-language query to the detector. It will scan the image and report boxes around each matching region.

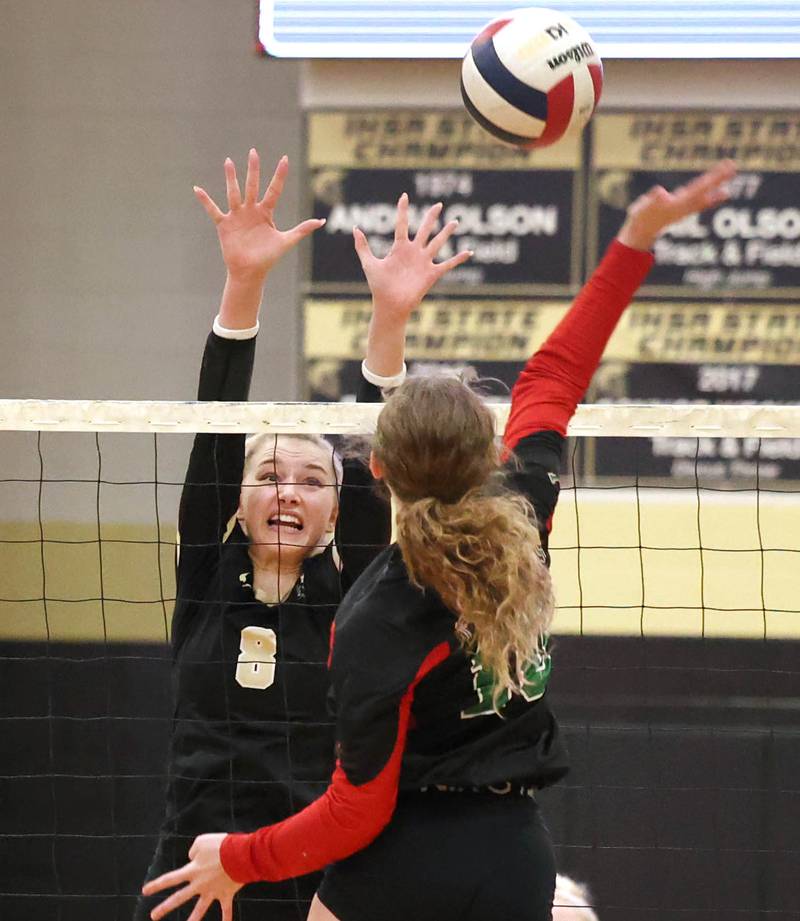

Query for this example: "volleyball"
[461,7,603,149]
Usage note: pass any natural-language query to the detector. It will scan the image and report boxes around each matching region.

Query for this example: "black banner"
[307,110,582,294]
[592,362,800,480]
[595,170,800,295]
[310,167,576,290]
[304,110,800,482]
[591,112,800,298]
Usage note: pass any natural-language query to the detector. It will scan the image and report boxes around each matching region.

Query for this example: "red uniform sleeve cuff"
[220,832,259,885]
[605,238,655,288]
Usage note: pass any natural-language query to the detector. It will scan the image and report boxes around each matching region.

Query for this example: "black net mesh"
[0,425,798,921]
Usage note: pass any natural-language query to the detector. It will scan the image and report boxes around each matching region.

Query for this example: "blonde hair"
[553,876,599,921]
[374,376,554,707]
[243,433,343,490]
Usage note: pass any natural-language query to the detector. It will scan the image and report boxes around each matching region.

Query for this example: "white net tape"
[2,399,800,437]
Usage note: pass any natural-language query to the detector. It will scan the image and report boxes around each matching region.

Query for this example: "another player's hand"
[616,159,737,252]
[194,149,325,280]
[354,194,473,322]
[141,833,241,921]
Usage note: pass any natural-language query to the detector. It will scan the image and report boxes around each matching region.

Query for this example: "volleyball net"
[1,399,798,920]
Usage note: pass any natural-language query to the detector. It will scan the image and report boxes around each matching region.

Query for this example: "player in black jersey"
[143,161,736,921]
[135,150,472,921]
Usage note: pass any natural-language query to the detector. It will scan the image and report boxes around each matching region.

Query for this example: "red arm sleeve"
[503,240,654,450]
[219,642,450,884]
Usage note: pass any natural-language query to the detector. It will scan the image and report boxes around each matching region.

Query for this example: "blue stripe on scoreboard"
[260,1,800,58]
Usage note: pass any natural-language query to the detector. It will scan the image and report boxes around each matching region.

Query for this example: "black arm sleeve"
[177,332,256,582]
[336,375,392,586]
[503,430,565,567]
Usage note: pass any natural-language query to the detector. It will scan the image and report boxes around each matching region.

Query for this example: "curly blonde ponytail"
[375,376,555,708]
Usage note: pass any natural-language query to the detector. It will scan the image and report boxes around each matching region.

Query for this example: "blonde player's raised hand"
[142,833,240,921]
[353,193,473,323]
[194,149,325,280]
[617,158,737,252]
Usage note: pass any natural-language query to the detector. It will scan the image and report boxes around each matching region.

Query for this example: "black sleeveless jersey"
[163,331,390,839]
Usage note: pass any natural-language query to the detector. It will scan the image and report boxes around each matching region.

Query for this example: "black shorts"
[133,833,319,921]
[318,790,556,921]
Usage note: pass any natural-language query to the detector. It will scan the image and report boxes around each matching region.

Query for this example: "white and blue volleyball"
[461,8,603,149]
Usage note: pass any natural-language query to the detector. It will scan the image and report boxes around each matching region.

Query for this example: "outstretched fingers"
[261,155,289,212]
[244,148,261,206]
[414,201,443,247]
[394,193,409,243]
[434,248,473,280]
[683,158,737,195]
[142,864,194,898]
[353,226,375,269]
[224,158,242,211]
[186,895,213,921]
[427,219,460,258]
[149,884,197,920]
[193,186,225,224]
[674,158,737,215]
[285,217,326,248]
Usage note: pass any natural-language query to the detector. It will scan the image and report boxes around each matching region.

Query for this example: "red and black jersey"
[329,440,567,795]
[162,331,391,843]
[220,240,654,886]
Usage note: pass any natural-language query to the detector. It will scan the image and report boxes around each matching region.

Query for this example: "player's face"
[239,437,339,568]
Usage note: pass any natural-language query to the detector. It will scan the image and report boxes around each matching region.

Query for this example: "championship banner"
[604,302,800,365]
[591,363,800,481]
[303,297,575,400]
[306,297,800,480]
[307,299,800,368]
[591,112,800,298]
[594,301,800,480]
[306,111,583,296]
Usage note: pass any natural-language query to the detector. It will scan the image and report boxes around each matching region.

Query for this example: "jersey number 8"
[235,626,277,690]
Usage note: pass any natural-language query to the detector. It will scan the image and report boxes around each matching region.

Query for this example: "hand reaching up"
[617,159,737,252]
[353,194,473,323]
[194,149,325,281]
